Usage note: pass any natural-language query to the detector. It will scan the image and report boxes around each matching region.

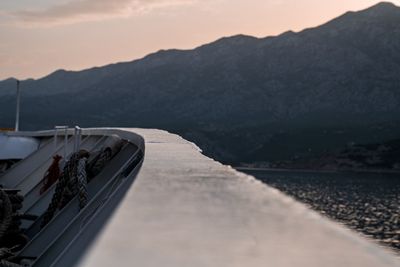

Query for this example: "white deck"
[74,128,399,267]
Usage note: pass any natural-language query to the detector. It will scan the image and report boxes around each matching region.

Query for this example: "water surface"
[242,169,400,252]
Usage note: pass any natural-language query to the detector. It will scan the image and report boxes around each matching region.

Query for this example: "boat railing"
[53,126,68,159]
[73,126,82,154]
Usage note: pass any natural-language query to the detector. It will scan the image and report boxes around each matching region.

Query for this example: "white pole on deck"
[55,126,69,158]
[64,127,68,159]
[54,127,58,155]
[15,80,21,131]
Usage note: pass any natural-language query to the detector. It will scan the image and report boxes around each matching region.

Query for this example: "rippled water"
[243,169,400,252]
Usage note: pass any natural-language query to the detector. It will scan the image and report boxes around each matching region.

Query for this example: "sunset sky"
[0,0,398,80]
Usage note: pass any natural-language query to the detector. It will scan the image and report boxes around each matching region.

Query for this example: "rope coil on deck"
[87,148,112,179]
[41,150,90,228]
[0,189,25,267]
[41,145,119,228]
[0,190,12,242]
[77,158,88,210]
[0,259,22,267]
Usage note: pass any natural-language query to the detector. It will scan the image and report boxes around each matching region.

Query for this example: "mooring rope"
[87,148,111,179]
[41,150,90,228]
[0,189,24,267]
[0,190,12,242]
[0,248,21,267]
[0,259,22,267]
[77,158,88,210]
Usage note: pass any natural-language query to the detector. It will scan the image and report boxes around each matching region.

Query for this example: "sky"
[0,0,399,80]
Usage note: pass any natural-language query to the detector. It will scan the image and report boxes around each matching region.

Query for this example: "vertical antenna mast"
[15,80,20,131]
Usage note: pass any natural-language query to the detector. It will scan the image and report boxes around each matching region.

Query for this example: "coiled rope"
[0,190,12,242]
[77,158,88,210]
[0,189,24,267]
[87,148,111,179]
[41,144,120,229]
[41,150,90,228]
[0,258,22,267]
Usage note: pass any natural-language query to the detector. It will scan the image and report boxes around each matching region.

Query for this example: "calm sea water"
[242,169,400,252]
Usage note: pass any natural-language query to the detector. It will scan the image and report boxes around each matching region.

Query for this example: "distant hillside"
[1,2,400,164]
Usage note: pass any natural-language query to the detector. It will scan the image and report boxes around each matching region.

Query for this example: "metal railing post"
[55,126,68,158]
[73,127,78,153]
[54,127,58,155]
[79,128,82,150]
[64,127,68,159]
[15,80,20,131]
[74,126,82,153]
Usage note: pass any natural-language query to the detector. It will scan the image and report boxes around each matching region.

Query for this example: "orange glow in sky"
[0,0,399,80]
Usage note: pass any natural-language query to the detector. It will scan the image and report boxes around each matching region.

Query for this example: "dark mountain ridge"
[1,2,400,164]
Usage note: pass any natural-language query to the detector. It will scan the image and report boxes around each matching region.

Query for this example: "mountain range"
[1,2,400,165]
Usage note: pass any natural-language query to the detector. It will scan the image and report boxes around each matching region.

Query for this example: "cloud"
[10,0,195,26]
